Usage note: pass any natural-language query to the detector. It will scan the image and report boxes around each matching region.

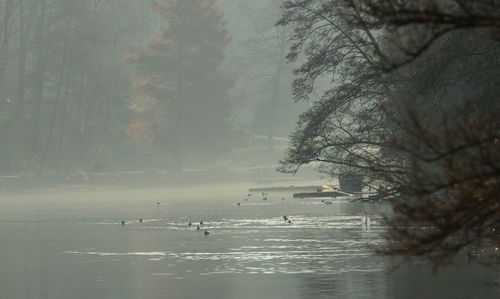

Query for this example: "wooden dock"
[293,190,353,199]
[249,185,325,193]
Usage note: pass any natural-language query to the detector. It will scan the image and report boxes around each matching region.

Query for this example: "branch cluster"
[278,0,500,267]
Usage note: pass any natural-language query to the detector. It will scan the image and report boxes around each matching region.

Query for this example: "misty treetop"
[127,0,234,170]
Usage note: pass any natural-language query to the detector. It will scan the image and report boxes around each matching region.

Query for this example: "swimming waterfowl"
[200,221,203,225]
[196,225,200,231]
[283,216,288,221]
[288,220,292,224]
[263,197,268,201]
[139,219,143,223]
[121,220,125,226]
[237,203,240,206]
[188,221,192,226]
[204,230,210,235]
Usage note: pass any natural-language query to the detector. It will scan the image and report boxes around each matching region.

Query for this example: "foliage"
[127,0,234,167]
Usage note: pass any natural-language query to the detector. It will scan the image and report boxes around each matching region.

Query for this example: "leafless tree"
[278,0,500,268]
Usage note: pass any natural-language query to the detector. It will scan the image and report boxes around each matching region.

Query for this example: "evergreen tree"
[128,0,233,170]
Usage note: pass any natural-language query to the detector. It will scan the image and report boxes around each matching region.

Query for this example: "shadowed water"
[0,183,498,299]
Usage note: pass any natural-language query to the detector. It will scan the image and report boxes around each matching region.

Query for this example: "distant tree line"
[0,0,157,175]
[278,0,500,268]
[0,0,301,176]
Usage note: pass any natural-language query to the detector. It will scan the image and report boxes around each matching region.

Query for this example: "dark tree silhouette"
[278,0,500,267]
[374,105,500,268]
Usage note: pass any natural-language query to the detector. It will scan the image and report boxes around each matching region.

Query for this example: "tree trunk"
[0,0,15,86]
[14,0,29,121]
[13,0,34,159]
[171,70,184,172]
[56,54,73,175]
[30,0,47,161]
[38,16,71,176]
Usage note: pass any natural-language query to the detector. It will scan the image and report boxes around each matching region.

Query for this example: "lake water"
[1,183,498,299]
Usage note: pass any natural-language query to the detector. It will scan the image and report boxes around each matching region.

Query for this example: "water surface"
[1,183,498,299]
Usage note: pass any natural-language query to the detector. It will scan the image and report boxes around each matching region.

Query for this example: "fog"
[0,0,312,190]
[0,1,499,298]
[2,183,498,299]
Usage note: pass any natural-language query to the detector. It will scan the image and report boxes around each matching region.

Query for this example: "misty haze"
[0,1,499,299]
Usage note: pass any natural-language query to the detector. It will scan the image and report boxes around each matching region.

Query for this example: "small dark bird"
[237,203,240,206]
[188,221,192,226]
[204,230,210,235]
[157,202,160,205]
[263,197,268,201]
[196,225,200,231]
[200,221,204,225]
[288,220,292,224]
[247,193,252,197]
[244,198,248,201]
[139,219,143,223]
[121,220,125,226]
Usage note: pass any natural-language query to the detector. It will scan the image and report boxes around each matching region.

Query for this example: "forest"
[0,0,302,176]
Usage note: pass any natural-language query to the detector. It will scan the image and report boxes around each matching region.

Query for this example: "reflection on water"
[0,185,498,299]
[62,214,383,276]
